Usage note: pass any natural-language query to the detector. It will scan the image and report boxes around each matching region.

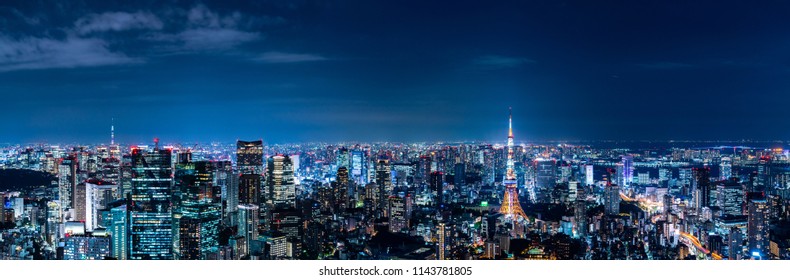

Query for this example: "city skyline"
[4,1,790,143]
[2,107,790,260]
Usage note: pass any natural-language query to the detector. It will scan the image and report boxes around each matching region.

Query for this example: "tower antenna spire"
[508,107,513,138]
[111,118,115,145]
[500,107,528,222]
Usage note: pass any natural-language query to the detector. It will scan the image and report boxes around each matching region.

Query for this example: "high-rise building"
[454,163,465,187]
[727,227,744,260]
[334,167,349,210]
[584,164,594,186]
[637,172,650,185]
[63,231,111,260]
[178,203,220,260]
[363,183,380,218]
[720,157,733,180]
[109,204,127,260]
[568,180,578,203]
[621,156,634,187]
[574,199,587,238]
[175,160,220,260]
[430,171,444,210]
[605,183,621,216]
[679,167,693,188]
[85,180,117,232]
[716,180,745,216]
[375,158,392,214]
[238,174,261,205]
[267,155,295,209]
[58,155,78,219]
[748,193,769,257]
[437,223,446,260]
[119,154,133,200]
[388,196,407,233]
[220,167,239,225]
[129,143,174,260]
[237,140,263,175]
[535,158,556,204]
[693,167,712,209]
[73,183,86,222]
[237,204,259,257]
[336,147,350,170]
[350,149,368,185]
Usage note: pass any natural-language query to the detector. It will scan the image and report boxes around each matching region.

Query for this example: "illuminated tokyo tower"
[499,108,528,220]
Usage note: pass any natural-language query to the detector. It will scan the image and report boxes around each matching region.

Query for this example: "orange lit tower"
[499,108,528,220]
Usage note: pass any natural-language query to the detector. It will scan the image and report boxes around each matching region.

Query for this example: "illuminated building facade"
[605,183,621,216]
[58,156,78,219]
[63,232,111,260]
[175,160,220,260]
[237,204,259,257]
[109,205,127,260]
[748,193,769,257]
[375,158,392,215]
[388,196,407,233]
[129,144,174,260]
[267,155,295,209]
[350,149,368,185]
[236,140,263,174]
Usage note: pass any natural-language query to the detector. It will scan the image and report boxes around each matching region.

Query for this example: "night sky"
[2,1,790,144]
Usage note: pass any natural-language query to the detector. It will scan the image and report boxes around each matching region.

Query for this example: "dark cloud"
[256,52,327,63]
[74,11,163,34]
[0,35,139,71]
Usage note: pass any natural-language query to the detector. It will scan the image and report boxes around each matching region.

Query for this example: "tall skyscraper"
[175,160,220,260]
[388,196,407,233]
[375,158,392,214]
[238,174,261,205]
[621,155,634,187]
[178,203,220,260]
[693,167,712,209]
[109,204,127,260]
[73,183,86,222]
[267,155,295,209]
[129,143,174,260]
[430,171,444,210]
[85,180,117,232]
[499,108,528,220]
[363,183,380,218]
[584,164,594,186]
[350,149,368,185]
[237,140,263,174]
[535,158,556,204]
[574,199,587,238]
[748,193,769,257]
[604,183,621,216]
[237,204,259,257]
[453,163,465,187]
[720,157,733,180]
[437,222,446,260]
[334,167,349,210]
[58,155,78,220]
[336,147,350,170]
[716,180,745,216]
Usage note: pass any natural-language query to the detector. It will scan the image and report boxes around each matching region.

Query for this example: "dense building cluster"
[1,116,790,260]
